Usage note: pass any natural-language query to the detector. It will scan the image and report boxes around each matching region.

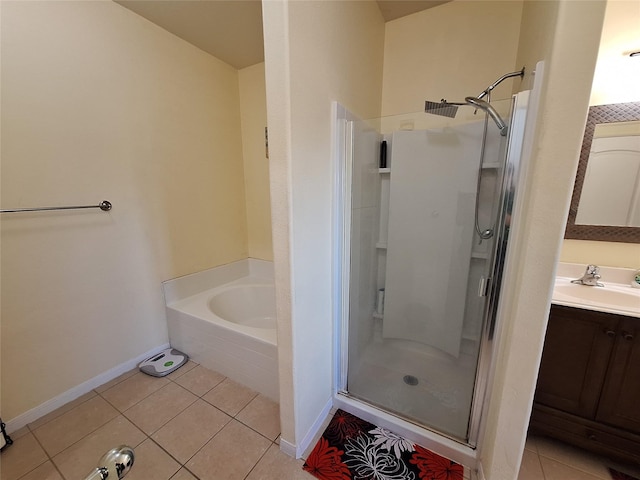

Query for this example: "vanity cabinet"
[596,315,640,432]
[531,304,640,463]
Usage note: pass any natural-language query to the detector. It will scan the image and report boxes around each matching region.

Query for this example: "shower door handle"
[478,277,492,297]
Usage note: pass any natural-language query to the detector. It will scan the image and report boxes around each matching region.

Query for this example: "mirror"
[565,101,640,243]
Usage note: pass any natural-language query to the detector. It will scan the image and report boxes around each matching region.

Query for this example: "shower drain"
[403,375,419,386]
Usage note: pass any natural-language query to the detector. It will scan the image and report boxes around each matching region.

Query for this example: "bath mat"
[610,468,640,480]
[303,409,464,480]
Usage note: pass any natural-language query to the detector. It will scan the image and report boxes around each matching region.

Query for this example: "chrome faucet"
[571,264,604,287]
[84,446,134,480]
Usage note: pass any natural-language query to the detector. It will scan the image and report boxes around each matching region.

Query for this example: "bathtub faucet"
[571,264,604,287]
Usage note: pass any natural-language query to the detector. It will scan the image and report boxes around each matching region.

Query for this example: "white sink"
[553,277,640,317]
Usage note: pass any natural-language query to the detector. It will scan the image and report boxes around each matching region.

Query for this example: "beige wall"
[479,1,606,478]
[263,0,384,451]
[590,0,640,106]
[239,62,273,261]
[381,1,524,117]
[1,1,248,420]
[561,240,639,268]
[559,0,640,269]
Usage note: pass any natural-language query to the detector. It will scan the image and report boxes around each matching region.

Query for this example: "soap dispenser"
[632,269,640,289]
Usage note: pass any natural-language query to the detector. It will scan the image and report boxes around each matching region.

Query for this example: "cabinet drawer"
[531,405,640,464]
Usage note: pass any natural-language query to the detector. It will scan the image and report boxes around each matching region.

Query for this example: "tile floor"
[1,361,314,480]
[519,433,640,480]
[4,360,640,480]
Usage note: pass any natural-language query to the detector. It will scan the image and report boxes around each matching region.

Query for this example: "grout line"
[17,363,281,480]
[25,391,98,433]
[26,429,62,480]
[242,441,273,480]
[535,451,545,480]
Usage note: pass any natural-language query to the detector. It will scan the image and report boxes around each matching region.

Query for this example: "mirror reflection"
[575,120,640,227]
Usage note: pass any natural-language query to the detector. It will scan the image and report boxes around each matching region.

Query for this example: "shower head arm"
[464,97,508,136]
[476,67,525,101]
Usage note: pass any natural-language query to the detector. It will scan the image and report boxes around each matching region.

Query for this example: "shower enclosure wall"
[333,90,531,465]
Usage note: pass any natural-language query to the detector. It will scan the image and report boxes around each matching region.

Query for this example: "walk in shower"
[334,73,532,453]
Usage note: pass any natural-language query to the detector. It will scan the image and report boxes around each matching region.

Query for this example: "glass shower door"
[343,98,514,443]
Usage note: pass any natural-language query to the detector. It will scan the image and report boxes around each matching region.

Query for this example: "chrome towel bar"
[0,200,112,214]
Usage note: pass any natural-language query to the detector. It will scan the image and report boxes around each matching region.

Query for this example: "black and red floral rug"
[303,409,464,480]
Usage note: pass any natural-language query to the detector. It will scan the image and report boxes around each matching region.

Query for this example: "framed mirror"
[565,101,640,243]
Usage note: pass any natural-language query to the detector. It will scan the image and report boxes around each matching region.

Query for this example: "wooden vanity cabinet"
[597,316,640,432]
[531,305,640,464]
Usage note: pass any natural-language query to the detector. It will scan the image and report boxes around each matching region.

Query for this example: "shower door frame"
[332,91,532,466]
[331,101,478,467]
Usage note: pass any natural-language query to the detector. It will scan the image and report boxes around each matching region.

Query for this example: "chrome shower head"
[465,97,508,136]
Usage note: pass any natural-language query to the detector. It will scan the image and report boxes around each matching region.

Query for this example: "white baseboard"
[296,397,334,459]
[277,398,333,460]
[5,343,170,433]
[476,460,486,480]
[279,438,297,458]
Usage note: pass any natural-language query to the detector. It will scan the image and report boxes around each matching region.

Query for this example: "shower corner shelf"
[378,168,391,174]
[482,162,501,169]
[376,242,388,250]
[462,332,481,342]
[471,251,489,260]
[372,312,384,320]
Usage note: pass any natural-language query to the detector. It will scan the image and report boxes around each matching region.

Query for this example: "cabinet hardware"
[587,433,597,441]
[622,331,634,341]
[604,329,616,337]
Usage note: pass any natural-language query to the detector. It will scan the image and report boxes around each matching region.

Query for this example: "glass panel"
[346,98,512,442]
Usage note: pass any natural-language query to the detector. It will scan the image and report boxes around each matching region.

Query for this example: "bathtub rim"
[162,258,274,305]
[207,283,277,330]
[166,275,277,347]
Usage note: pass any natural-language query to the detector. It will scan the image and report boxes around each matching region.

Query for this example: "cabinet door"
[534,305,618,418]
[597,318,640,433]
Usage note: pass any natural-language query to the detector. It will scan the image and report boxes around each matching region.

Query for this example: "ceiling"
[115,0,450,70]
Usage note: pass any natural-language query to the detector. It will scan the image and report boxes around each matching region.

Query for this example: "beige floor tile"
[536,436,610,479]
[152,399,231,464]
[173,365,225,397]
[52,415,146,480]
[0,432,48,480]
[540,456,604,480]
[15,461,63,480]
[95,369,139,393]
[170,468,199,480]
[165,360,198,380]
[100,372,169,412]
[246,443,314,480]
[524,434,539,453]
[237,395,280,441]
[186,420,271,480]
[517,449,545,480]
[32,395,119,457]
[28,391,97,431]
[202,378,257,416]
[123,382,198,435]
[121,439,181,480]
[7,426,30,440]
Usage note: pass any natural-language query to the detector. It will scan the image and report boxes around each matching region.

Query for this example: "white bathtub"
[163,259,279,401]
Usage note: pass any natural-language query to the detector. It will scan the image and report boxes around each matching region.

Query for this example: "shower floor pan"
[348,338,477,440]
